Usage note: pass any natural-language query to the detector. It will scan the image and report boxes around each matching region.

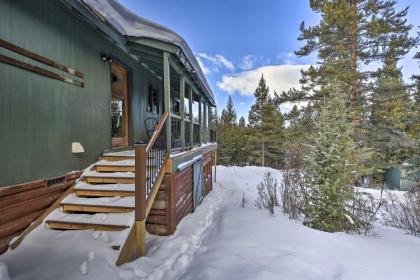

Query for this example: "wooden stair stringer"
[116,158,167,266]
[9,181,78,250]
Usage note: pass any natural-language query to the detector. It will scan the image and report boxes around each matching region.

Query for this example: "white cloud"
[217,64,310,97]
[239,102,245,106]
[196,53,235,73]
[239,55,256,70]
[196,56,210,75]
[277,52,297,64]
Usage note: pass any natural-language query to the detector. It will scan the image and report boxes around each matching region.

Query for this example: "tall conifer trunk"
[349,0,358,139]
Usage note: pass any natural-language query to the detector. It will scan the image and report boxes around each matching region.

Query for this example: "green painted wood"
[180,75,186,148]
[189,86,194,147]
[163,52,171,152]
[0,0,161,187]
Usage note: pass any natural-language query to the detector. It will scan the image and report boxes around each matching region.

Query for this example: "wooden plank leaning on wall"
[1,171,82,254]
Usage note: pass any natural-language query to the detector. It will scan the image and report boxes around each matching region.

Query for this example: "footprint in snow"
[88,251,95,262]
[80,261,88,275]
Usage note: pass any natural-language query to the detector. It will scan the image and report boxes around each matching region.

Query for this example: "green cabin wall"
[0,0,161,187]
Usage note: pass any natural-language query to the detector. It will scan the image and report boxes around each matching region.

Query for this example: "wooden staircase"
[45,151,139,232]
[10,112,170,266]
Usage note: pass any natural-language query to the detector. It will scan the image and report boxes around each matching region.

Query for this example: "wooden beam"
[203,100,208,143]
[0,54,84,87]
[135,220,146,256]
[163,52,172,152]
[61,204,134,213]
[74,189,134,197]
[189,86,194,147]
[95,165,135,172]
[180,75,186,149]
[135,144,147,222]
[116,223,137,266]
[84,176,134,184]
[9,181,77,250]
[46,221,128,231]
[0,38,84,78]
[198,97,202,144]
[146,165,167,217]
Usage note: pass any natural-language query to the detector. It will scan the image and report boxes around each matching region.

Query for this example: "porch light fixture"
[101,54,112,64]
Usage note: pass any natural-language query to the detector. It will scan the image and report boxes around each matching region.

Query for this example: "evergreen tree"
[303,90,357,232]
[236,116,248,165]
[221,96,237,128]
[280,0,416,137]
[219,96,238,165]
[238,116,246,128]
[248,75,285,168]
[368,45,414,173]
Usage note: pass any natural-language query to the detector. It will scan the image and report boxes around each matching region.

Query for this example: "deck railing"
[133,112,169,257]
[209,126,217,143]
[185,120,191,147]
[171,117,182,149]
[193,123,200,146]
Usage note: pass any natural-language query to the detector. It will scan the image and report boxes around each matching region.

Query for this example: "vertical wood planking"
[163,52,171,152]
[180,75,185,149]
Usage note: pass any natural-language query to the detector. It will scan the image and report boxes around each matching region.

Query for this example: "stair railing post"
[135,143,147,256]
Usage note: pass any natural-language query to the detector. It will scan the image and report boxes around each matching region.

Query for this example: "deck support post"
[189,86,193,148]
[180,75,185,149]
[163,52,171,152]
[199,97,202,145]
[135,144,147,256]
[203,101,208,143]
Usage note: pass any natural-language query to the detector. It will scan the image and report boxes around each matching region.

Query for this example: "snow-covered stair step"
[94,159,158,172]
[101,150,134,161]
[95,159,135,172]
[61,194,134,213]
[101,150,158,161]
[74,182,135,197]
[83,171,135,184]
[45,209,132,231]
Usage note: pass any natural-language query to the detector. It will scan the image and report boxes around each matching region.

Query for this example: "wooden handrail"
[146,112,169,153]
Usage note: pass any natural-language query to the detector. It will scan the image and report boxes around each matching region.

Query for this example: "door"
[111,62,129,148]
[193,159,204,209]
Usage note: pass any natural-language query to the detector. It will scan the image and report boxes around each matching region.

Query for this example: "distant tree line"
[216,0,419,235]
[216,0,419,187]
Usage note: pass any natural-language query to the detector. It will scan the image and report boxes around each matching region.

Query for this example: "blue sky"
[120,0,420,119]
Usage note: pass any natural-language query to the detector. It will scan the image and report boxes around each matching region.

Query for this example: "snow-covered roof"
[81,0,215,104]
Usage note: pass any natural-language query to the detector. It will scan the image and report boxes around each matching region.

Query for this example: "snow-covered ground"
[1,166,420,280]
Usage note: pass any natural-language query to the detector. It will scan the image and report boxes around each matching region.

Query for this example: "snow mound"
[0,262,10,280]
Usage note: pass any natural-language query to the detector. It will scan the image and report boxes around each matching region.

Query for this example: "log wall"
[0,171,82,254]
[146,150,214,236]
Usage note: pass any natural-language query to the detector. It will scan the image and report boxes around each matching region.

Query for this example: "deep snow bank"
[1,166,419,280]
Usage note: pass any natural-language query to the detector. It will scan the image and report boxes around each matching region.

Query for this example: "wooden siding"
[0,171,82,254]
[146,150,214,236]
[0,0,162,187]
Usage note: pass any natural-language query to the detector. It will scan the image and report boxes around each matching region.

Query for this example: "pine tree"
[248,75,285,168]
[303,90,357,232]
[281,0,416,138]
[236,116,248,165]
[221,96,237,128]
[368,45,414,173]
[219,96,238,165]
[238,116,246,128]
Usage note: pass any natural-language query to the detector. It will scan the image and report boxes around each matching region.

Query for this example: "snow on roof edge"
[81,0,215,105]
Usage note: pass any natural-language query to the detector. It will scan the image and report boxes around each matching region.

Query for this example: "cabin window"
[147,83,159,114]
[171,95,180,116]
[192,93,200,123]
